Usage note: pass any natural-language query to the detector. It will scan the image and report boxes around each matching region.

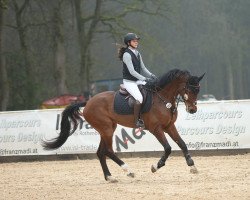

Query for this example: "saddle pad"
[114,91,153,115]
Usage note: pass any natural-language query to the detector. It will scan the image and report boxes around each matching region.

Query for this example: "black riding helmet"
[124,33,140,45]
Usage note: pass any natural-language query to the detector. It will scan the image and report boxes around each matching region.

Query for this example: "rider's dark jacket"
[123,48,141,81]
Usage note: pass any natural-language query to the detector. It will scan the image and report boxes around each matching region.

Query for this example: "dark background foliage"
[0,0,250,111]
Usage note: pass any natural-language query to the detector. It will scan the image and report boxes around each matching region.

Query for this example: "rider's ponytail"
[118,45,128,61]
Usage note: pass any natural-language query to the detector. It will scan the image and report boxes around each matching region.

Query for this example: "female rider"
[118,33,157,128]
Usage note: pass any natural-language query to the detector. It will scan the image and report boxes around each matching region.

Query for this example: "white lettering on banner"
[215,124,245,136]
[0,119,41,130]
[0,100,250,156]
[17,132,43,144]
[177,126,214,135]
[177,124,246,136]
[185,110,243,122]
[0,135,16,143]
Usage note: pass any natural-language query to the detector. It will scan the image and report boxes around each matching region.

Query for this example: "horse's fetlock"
[187,158,194,166]
[157,159,166,169]
[185,155,194,166]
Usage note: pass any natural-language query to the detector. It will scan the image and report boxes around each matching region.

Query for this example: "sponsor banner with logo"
[0,100,250,156]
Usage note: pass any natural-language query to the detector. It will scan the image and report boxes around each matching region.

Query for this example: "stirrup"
[136,119,145,128]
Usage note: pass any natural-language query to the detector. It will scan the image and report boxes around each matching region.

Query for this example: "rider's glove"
[150,74,158,81]
[145,77,155,85]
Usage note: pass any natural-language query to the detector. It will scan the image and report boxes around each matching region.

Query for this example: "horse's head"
[156,69,205,114]
[179,73,205,114]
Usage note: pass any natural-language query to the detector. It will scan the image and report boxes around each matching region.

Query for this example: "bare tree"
[0,0,9,110]
[73,0,166,93]
[51,0,68,95]
[10,0,37,108]
[73,0,101,93]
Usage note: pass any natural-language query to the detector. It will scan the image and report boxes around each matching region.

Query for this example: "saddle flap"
[114,87,153,115]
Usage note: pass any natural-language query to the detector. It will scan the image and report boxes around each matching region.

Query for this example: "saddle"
[114,84,153,115]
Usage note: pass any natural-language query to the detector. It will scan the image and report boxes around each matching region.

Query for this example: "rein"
[173,95,182,113]
[147,85,180,113]
[149,81,200,113]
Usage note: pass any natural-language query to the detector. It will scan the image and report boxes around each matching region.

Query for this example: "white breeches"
[123,79,146,104]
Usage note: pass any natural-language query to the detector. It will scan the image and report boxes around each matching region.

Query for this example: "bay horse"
[42,69,205,182]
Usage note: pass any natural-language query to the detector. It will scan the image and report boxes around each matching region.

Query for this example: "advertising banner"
[0,100,250,156]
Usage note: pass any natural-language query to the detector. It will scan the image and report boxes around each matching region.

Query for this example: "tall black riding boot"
[134,100,145,128]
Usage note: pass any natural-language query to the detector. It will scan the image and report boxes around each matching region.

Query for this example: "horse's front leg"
[151,126,172,173]
[166,124,198,174]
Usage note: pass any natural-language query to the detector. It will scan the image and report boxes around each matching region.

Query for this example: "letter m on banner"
[115,128,135,152]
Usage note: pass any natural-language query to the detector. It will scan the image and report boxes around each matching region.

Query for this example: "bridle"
[149,80,200,113]
[176,82,200,113]
[180,83,200,103]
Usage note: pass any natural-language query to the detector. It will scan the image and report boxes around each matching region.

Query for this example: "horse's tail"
[42,101,87,150]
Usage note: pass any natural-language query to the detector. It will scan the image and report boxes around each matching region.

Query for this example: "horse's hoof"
[186,158,194,166]
[151,164,158,173]
[106,176,118,183]
[190,165,198,174]
[127,172,135,178]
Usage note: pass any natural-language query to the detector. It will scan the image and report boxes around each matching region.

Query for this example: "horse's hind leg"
[97,138,114,182]
[96,126,135,182]
[103,134,135,178]
[166,125,198,174]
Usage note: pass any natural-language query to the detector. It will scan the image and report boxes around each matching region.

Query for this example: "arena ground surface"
[1,153,249,200]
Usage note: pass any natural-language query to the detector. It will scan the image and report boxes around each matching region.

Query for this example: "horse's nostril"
[189,109,196,114]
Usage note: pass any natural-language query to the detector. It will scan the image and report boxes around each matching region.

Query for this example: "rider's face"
[129,39,139,49]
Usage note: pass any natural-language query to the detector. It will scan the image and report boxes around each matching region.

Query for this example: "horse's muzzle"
[189,108,197,114]
[186,105,197,114]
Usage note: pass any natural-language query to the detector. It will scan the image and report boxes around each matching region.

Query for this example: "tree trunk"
[13,0,36,109]
[52,2,68,95]
[74,0,101,94]
[74,0,87,92]
[0,6,9,111]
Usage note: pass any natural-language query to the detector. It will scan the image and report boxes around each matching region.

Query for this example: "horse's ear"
[198,73,205,82]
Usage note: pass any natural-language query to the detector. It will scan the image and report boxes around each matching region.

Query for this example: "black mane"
[157,69,190,89]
